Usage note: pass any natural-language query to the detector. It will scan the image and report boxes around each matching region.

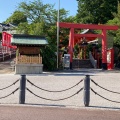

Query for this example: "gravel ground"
[0,67,120,110]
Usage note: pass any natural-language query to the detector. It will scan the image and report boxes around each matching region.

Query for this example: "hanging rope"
[91,88,120,103]
[0,79,19,90]
[0,88,19,99]
[27,87,83,101]
[91,79,120,94]
[27,78,83,92]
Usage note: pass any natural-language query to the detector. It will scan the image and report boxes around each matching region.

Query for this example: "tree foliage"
[5,11,27,25]
[76,0,120,24]
[18,0,54,23]
[107,2,120,47]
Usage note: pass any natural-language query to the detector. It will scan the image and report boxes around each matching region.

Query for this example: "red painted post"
[69,28,74,69]
[102,29,107,70]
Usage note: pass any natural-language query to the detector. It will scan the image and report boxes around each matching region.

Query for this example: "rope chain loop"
[91,88,120,103]
[0,87,19,99]
[91,79,120,94]
[0,79,19,91]
[26,87,83,101]
[27,78,84,92]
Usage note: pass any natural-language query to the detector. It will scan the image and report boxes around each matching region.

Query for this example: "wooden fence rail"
[16,55,42,64]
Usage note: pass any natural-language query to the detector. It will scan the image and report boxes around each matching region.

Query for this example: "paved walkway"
[0,58,15,74]
[0,105,120,120]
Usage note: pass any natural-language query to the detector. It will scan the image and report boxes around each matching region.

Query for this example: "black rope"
[0,79,19,90]
[91,79,120,94]
[27,87,83,101]
[91,88,120,103]
[0,88,19,99]
[27,79,83,92]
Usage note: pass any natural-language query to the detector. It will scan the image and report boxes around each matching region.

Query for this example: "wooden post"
[39,54,40,63]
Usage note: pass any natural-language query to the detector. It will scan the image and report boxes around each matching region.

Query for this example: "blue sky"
[0,0,78,23]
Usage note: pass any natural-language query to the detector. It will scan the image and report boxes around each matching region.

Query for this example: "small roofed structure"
[74,29,97,45]
[11,34,48,74]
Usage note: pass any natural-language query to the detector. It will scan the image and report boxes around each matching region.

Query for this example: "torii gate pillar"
[69,28,74,69]
[102,29,107,69]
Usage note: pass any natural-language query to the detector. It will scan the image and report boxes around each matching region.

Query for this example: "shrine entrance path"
[0,59,14,74]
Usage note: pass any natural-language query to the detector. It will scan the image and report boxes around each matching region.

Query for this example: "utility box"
[63,54,70,69]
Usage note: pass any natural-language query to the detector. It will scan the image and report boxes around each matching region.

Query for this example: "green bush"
[40,45,57,71]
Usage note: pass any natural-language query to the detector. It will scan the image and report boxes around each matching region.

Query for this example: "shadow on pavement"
[89,105,120,110]
[25,103,66,108]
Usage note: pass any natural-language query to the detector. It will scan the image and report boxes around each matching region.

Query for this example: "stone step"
[72,59,93,68]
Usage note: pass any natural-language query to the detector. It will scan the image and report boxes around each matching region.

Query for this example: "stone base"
[15,64,43,74]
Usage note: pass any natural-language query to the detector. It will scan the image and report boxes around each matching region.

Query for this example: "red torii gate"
[57,22,119,69]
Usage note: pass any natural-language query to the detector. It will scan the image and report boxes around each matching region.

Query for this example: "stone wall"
[15,64,43,74]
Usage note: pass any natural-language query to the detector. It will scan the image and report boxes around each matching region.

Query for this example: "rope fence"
[91,79,120,94]
[0,78,19,100]
[27,87,83,101]
[27,78,83,92]
[0,75,84,104]
[0,88,19,99]
[0,74,120,107]
[90,78,120,104]
[0,79,19,90]
[91,88,120,103]
[26,77,84,101]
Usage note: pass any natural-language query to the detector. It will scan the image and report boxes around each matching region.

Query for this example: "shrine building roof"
[11,34,48,46]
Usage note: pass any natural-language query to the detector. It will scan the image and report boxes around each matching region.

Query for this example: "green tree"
[106,3,120,67]
[16,22,30,34]
[76,0,120,24]
[16,0,70,70]
[107,2,120,47]
[18,0,55,23]
[5,11,27,25]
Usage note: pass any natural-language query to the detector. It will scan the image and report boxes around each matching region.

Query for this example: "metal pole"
[57,0,60,69]
[84,75,90,107]
[19,75,26,104]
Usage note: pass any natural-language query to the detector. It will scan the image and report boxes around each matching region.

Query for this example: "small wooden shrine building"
[11,34,48,74]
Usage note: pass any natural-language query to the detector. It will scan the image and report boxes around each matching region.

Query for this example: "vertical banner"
[107,48,114,70]
[2,32,16,49]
